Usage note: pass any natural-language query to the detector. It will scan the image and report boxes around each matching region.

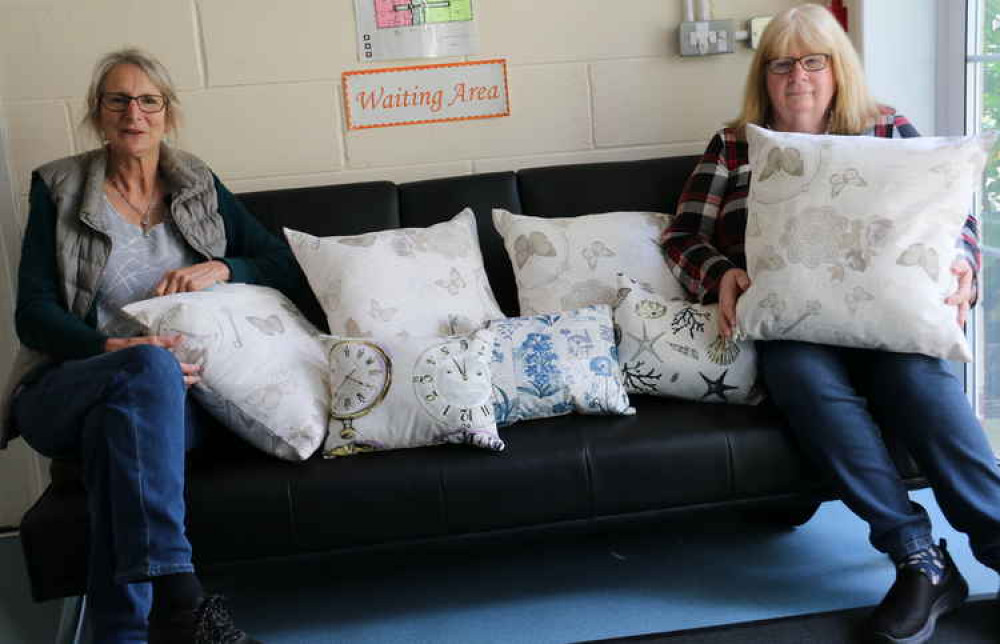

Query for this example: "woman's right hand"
[103,335,202,387]
[718,268,751,339]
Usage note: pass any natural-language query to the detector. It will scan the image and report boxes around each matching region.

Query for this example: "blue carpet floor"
[2,488,997,643]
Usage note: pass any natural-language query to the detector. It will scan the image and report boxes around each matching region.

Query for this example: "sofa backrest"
[237,155,702,325]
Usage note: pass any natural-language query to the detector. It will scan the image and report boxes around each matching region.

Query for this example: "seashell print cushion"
[285,208,503,339]
[613,274,762,405]
[738,124,996,361]
[123,284,329,461]
[491,209,685,316]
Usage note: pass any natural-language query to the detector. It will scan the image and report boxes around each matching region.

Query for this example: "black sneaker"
[148,594,261,643]
[864,539,968,643]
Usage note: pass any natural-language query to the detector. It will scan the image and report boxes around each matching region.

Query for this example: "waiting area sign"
[342,59,510,130]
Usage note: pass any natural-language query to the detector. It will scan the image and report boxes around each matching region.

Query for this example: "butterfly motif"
[369,299,399,322]
[830,168,867,197]
[435,267,466,295]
[247,314,285,336]
[753,245,786,273]
[513,231,556,269]
[344,318,371,337]
[338,234,376,247]
[581,240,615,270]
[759,146,804,181]
[844,286,875,315]
[897,243,940,281]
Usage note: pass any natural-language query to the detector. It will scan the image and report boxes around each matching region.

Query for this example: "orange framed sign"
[342,59,510,130]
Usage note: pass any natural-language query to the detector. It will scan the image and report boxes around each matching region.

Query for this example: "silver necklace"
[107,179,157,233]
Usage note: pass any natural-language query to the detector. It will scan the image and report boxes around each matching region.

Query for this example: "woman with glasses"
[662,4,1000,643]
[2,48,306,643]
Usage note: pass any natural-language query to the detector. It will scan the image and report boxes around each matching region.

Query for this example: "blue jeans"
[14,345,203,643]
[758,340,1000,568]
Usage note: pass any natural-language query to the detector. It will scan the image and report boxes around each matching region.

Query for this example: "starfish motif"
[700,369,739,402]
[625,322,667,363]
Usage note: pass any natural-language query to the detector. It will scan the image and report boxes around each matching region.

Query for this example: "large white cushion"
[123,284,329,461]
[491,209,685,315]
[737,124,994,361]
[486,304,634,426]
[321,328,504,458]
[614,274,761,405]
[286,208,503,338]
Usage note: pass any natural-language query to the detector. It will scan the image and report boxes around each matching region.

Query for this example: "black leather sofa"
[18,154,926,604]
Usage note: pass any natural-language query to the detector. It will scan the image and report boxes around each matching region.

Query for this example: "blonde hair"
[83,48,181,141]
[729,3,881,134]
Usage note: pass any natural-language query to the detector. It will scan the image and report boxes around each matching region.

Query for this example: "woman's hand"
[104,335,202,387]
[718,268,751,338]
[945,258,976,327]
[154,260,230,296]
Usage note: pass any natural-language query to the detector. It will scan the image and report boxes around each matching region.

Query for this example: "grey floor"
[1,488,997,643]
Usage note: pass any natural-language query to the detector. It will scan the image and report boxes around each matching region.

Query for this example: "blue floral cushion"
[486,305,635,427]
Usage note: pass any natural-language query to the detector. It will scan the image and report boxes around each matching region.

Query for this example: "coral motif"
[622,361,662,394]
[897,243,940,281]
[671,305,710,339]
[706,335,740,365]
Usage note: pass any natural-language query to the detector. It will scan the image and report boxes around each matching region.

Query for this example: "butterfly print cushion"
[492,209,685,316]
[285,208,503,339]
[738,124,995,361]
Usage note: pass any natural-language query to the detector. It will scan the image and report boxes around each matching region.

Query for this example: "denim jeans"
[758,340,1000,568]
[14,344,203,643]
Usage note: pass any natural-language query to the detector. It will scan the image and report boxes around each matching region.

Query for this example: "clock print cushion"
[491,208,685,316]
[322,327,504,458]
[613,274,762,405]
[285,208,502,339]
[485,304,634,427]
[737,124,996,362]
[122,284,329,461]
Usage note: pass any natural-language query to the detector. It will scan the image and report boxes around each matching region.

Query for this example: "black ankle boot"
[864,539,968,644]
[148,594,262,643]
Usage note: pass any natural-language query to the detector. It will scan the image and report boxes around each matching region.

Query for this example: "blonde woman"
[662,5,996,643]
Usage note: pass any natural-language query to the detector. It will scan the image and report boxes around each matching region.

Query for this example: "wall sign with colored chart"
[342,59,510,130]
[354,0,478,61]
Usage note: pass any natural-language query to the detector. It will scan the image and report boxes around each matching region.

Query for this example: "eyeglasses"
[766,53,830,75]
[100,92,167,113]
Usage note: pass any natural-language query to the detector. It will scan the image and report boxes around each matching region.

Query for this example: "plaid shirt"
[661,111,981,303]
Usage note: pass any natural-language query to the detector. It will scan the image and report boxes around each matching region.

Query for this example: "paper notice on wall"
[353,0,479,61]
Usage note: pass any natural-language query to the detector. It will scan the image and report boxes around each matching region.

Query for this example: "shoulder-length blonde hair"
[82,48,182,142]
[729,3,881,134]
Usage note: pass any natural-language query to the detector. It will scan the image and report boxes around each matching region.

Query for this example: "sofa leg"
[55,595,85,644]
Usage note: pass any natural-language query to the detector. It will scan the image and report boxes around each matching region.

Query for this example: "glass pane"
[984,0,1000,55]
[978,57,1000,447]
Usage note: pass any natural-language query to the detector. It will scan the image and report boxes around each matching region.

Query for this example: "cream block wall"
[0,0,803,526]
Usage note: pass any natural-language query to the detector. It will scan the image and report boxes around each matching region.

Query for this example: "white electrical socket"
[749,16,772,49]
[679,19,735,56]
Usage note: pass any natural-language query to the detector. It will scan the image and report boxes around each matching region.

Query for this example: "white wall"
[0,0,802,526]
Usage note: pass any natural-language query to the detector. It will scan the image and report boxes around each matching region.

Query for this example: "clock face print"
[328,340,392,420]
[412,337,494,430]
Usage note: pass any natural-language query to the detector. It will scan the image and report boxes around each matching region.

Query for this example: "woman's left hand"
[945,258,976,327]
[154,260,231,296]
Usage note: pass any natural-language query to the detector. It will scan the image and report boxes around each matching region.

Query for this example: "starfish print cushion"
[491,208,685,316]
[613,274,762,405]
[737,124,996,362]
[285,208,503,339]
[485,304,634,427]
[123,284,329,461]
